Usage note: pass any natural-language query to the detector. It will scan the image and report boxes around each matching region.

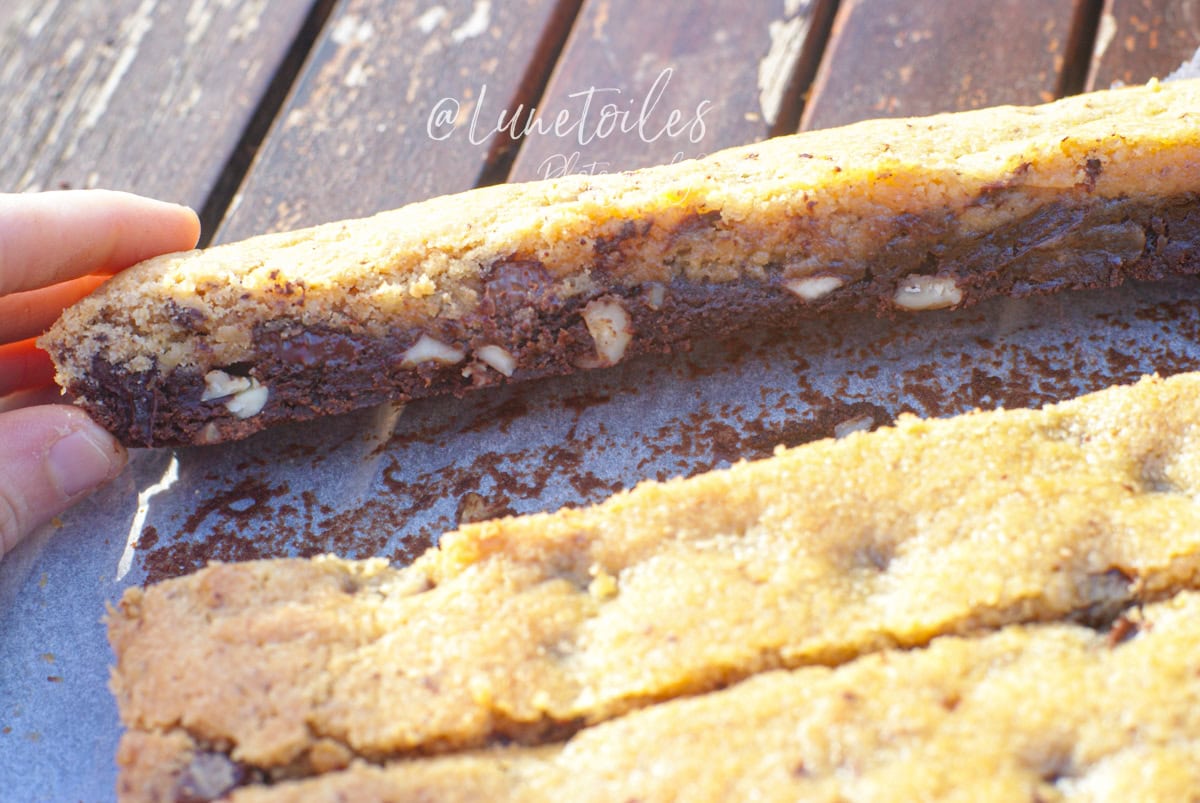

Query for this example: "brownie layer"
[69,190,1200,445]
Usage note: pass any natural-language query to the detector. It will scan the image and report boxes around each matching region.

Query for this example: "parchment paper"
[4,275,1200,799]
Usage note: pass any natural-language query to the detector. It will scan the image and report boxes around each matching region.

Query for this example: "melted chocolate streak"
[77,191,1200,446]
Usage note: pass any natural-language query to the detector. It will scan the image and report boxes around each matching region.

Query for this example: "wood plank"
[508,0,836,182]
[801,0,1084,130]
[215,0,579,243]
[1087,0,1200,89]
[0,0,321,219]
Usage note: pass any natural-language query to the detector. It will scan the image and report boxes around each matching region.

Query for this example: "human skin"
[0,190,199,557]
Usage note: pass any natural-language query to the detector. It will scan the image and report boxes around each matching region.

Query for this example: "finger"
[0,339,55,396]
[0,190,200,295]
[0,405,127,557]
[0,274,109,343]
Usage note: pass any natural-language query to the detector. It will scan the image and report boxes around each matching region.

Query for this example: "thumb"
[0,405,127,557]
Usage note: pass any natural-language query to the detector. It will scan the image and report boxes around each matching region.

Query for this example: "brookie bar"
[41,78,1200,445]
[110,372,1200,799]
[148,591,1200,801]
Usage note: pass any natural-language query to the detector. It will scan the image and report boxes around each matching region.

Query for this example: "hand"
[0,191,200,557]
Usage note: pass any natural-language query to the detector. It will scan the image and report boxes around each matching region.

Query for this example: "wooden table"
[5,0,1198,243]
[2,0,1200,798]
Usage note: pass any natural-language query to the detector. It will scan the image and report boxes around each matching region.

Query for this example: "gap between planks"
[196,0,339,246]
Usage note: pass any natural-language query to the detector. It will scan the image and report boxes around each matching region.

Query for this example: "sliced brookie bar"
[110,372,1200,800]
[42,78,1200,445]
[144,590,1200,802]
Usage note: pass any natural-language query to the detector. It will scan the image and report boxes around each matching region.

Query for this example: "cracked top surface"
[44,78,1200,377]
[109,372,1200,787]
[227,589,1200,802]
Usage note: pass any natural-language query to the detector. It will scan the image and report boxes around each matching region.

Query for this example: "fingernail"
[48,425,121,498]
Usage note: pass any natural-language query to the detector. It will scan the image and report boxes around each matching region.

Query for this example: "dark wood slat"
[508,0,836,182]
[216,0,579,243]
[0,0,320,212]
[802,0,1084,130]
[1087,0,1200,89]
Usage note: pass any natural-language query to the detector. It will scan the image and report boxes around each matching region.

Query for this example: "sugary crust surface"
[110,372,1200,799]
[227,591,1200,802]
[41,78,1200,445]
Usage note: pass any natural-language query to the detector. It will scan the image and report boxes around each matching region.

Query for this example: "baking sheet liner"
[4,273,1200,798]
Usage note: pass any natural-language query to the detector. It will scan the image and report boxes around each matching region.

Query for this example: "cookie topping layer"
[187,591,1200,801]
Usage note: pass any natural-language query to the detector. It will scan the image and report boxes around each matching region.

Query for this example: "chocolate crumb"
[1106,615,1139,648]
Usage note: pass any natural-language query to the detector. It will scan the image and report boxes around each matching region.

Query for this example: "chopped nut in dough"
[200,370,251,401]
[476,345,516,377]
[200,370,269,418]
[225,381,269,419]
[401,335,465,367]
[582,299,633,366]
[786,275,844,301]
[893,275,963,310]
